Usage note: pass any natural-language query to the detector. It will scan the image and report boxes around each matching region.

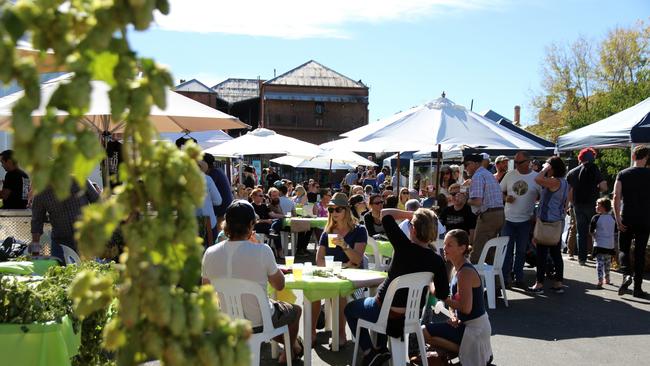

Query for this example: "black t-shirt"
[376,215,450,307]
[617,167,650,228]
[243,175,255,189]
[2,169,29,209]
[440,204,477,234]
[567,163,603,205]
[265,172,280,188]
[363,211,384,236]
[306,192,318,203]
[105,140,123,188]
[252,202,271,220]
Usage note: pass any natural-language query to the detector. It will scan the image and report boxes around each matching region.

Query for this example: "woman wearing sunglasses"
[312,192,368,345]
[364,194,386,237]
[398,187,410,210]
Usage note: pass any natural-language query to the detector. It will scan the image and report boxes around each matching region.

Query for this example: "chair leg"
[352,325,362,366]
[389,337,406,366]
[498,273,509,307]
[416,329,429,366]
[271,340,279,359]
[484,271,496,309]
[283,330,293,366]
[249,340,261,366]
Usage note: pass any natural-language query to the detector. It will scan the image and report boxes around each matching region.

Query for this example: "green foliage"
[0,0,250,365]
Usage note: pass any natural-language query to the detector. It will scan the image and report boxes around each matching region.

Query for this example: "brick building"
[174,60,369,144]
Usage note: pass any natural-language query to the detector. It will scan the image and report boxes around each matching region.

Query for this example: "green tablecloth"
[0,261,34,275]
[284,268,386,301]
[0,315,80,366]
[31,259,60,276]
[282,217,328,230]
[295,207,304,216]
[365,240,394,258]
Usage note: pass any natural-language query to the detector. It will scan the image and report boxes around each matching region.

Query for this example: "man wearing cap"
[463,153,504,263]
[202,201,304,363]
[480,153,496,174]
[566,148,607,265]
[493,155,509,183]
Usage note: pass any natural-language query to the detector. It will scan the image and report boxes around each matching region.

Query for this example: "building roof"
[174,79,214,93]
[212,78,260,104]
[481,109,511,123]
[264,60,367,89]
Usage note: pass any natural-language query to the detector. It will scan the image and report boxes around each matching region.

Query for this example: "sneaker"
[596,282,603,289]
[618,275,633,296]
[551,286,565,294]
[362,348,391,366]
[633,289,648,299]
[527,286,544,294]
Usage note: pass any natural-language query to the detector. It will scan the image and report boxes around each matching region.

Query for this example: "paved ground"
[260,252,650,366]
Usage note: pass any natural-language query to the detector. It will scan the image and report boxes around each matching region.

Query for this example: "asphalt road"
[260,253,650,366]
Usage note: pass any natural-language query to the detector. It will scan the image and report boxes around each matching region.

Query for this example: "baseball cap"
[225,200,256,224]
[480,153,491,161]
[462,154,483,164]
[495,155,509,163]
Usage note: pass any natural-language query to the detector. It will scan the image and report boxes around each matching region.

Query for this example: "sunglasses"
[327,206,345,214]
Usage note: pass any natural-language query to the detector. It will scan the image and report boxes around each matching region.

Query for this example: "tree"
[0,1,249,365]
[599,21,649,88]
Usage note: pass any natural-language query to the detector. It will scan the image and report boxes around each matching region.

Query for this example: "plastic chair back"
[374,271,433,331]
[60,245,81,265]
[477,236,509,271]
[211,278,275,333]
[366,236,388,271]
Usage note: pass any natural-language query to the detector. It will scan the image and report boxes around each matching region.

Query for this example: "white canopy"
[203,128,322,157]
[272,148,376,170]
[323,96,548,154]
[0,73,249,133]
[159,130,232,150]
[557,97,650,151]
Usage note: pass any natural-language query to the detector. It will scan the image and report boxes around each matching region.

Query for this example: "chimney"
[514,105,521,126]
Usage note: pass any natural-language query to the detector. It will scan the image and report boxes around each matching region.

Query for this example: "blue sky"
[130,0,649,126]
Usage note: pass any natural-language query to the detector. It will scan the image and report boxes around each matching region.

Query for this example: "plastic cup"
[328,234,338,248]
[285,256,294,267]
[285,212,292,218]
[333,261,342,274]
[293,263,303,280]
[303,262,313,277]
[325,256,334,269]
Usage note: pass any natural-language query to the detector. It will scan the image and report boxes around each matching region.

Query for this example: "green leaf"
[89,51,118,86]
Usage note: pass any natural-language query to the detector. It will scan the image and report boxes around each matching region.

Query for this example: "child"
[589,198,617,288]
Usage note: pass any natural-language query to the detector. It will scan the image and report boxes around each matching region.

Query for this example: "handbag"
[533,218,563,246]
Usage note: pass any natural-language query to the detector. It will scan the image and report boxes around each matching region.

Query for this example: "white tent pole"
[408,158,414,190]
[396,152,401,192]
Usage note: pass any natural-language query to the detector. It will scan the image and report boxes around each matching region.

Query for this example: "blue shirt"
[319,225,368,264]
[469,166,503,214]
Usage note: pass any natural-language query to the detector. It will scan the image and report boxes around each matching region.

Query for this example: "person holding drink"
[313,192,368,345]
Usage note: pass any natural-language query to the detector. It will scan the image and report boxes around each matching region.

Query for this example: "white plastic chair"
[474,236,509,309]
[211,278,292,366]
[351,272,433,366]
[366,237,390,272]
[60,244,81,265]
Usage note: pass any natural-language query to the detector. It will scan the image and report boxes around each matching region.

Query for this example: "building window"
[315,102,324,115]
[315,117,323,127]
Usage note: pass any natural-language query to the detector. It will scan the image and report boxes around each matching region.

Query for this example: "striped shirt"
[469,167,504,214]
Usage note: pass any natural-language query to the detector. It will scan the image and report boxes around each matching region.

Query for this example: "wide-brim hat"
[462,154,483,164]
[328,192,350,207]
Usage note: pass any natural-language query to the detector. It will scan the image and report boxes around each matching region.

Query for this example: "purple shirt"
[469,166,504,214]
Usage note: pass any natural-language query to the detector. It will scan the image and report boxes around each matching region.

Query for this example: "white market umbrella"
[270,156,355,170]
[557,97,650,151]
[0,73,249,133]
[203,128,322,157]
[159,130,233,150]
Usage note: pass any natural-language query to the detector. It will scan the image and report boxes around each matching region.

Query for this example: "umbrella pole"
[396,152,401,192]
[435,144,441,197]
[328,159,333,189]
[430,152,434,196]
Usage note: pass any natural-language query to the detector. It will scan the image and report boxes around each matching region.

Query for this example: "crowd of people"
[1,142,649,365]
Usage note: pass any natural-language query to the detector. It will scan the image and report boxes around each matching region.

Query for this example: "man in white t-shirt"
[500,151,541,288]
[202,201,303,363]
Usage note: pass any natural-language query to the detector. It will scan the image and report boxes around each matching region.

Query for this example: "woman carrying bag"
[528,156,569,294]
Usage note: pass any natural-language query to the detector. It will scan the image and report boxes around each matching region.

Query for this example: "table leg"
[291,232,297,256]
[324,299,332,331]
[331,297,340,352]
[281,232,289,257]
[303,295,312,366]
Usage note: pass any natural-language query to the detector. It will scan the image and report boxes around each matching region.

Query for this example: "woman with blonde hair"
[293,185,308,205]
[398,187,410,210]
[312,192,368,345]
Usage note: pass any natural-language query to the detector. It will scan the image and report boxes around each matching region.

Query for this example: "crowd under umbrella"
[203,127,324,183]
[322,94,549,193]
[0,72,248,185]
[557,96,650,154]
[271,148,376,183]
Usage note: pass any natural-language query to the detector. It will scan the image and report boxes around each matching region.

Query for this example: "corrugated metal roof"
[212,78,260,104]
[174,79,213,93]
[264,91,368,103]
[264,60,367,89]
